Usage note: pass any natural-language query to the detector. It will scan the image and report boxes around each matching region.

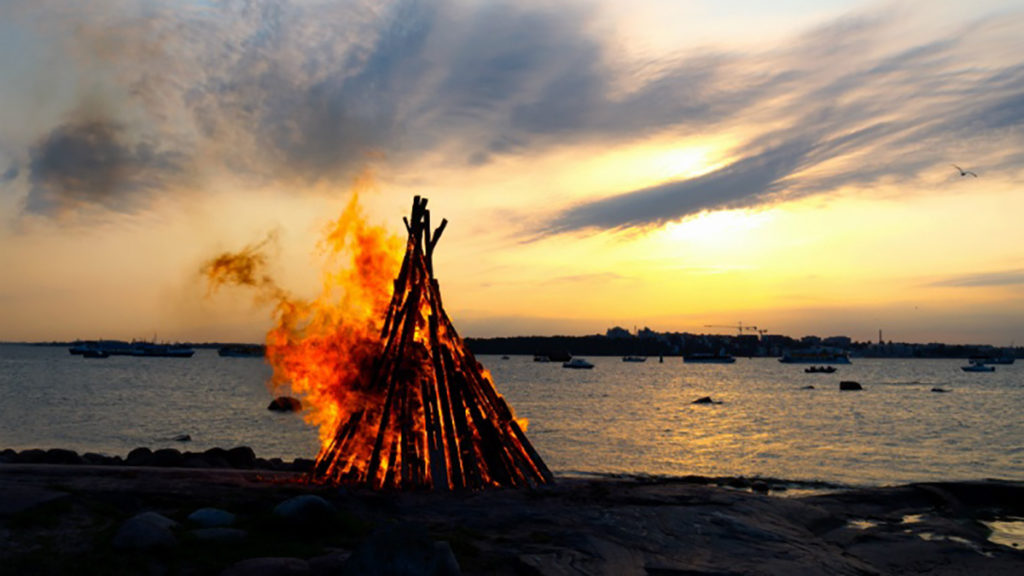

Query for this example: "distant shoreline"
[3,337,1020,360]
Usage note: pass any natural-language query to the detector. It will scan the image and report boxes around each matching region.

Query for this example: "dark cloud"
[24,120,185,216]
[4,1,1023,223]
[930,269,1024,288]
[539,139,815,235]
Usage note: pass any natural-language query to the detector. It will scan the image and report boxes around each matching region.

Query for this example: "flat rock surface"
[1,463,1022,575]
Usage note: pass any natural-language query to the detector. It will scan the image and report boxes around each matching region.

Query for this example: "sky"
[1,0,1023,345]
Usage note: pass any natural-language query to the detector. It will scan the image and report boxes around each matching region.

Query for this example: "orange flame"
[202,184,400,449]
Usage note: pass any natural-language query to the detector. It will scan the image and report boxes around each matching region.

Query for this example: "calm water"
[1,345,1022,487]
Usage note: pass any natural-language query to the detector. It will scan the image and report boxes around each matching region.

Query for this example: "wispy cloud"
[930,269,1024,288]
[2,0,1022,225]
[539,11,1024,235]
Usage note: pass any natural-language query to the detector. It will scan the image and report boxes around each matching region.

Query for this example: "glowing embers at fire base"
[312,197,552,490]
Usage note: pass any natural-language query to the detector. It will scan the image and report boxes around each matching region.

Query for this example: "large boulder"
[151,448,185,467]
[188,507,237,528]
[839,381,863,391]
[273,495,337,528]
[125,447,154,466]
[226,446,257,469]
[112,511,179,550]
[268,396,302,412]
[44,448,83,464]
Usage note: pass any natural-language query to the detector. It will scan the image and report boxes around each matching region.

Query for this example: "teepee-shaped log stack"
[311,196,554,490]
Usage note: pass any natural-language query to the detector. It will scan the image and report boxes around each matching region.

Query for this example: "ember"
[312,197,553,490]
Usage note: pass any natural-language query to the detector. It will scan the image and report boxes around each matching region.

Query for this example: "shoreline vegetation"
[6,333,1021,360]
[2,447,1023,575]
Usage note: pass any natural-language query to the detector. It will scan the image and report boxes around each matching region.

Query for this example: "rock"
[801,385,815,390]
[342,524,461,576]
[151,448,185,467]
[268,396,302,412]
[173,433,192,442]
[82,452,115,465]
[14,448,47,463]
[273,495,337,528]
[44,448,83,464]
[125,446,154,466]
[692,396,722,404]
[752,481,770,494]
[191,527,247,542]
[931,387,949,393]
[839,381,863,391]
[188,507,237,527]
[199,447,232,468]
[112,511,179,550]
[226,446,257,469]
[220,557,310,576]
[290,458,315,472]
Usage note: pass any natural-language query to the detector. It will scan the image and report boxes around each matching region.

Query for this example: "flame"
[204,190,552,490]
[202,182,400,450]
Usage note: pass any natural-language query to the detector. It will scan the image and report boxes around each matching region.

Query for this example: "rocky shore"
[2,447,1023,575]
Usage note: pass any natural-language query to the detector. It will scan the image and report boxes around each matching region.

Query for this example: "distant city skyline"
[2,1,1023,347]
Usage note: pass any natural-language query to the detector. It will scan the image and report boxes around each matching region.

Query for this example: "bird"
[952,164,977,177]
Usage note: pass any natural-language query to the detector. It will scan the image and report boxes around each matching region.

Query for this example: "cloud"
[2,1,1023,224]
[1,165,17,183]
[538,138,816,235]
[930,269,1024,288]
[24,119,187,216]
[538,10,1024,235]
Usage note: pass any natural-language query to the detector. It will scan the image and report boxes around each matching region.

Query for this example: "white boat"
[562,358,594,369]
[961,359,995,372]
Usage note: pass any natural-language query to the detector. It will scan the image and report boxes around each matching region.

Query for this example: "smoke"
[201,231,285,302]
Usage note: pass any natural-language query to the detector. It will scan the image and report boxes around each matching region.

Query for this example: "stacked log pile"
[311,197,553,490]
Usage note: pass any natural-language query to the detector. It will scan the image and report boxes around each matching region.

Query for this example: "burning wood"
[311,197,553,490]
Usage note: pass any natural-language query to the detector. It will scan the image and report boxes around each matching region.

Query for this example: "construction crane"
[704,323,759,336]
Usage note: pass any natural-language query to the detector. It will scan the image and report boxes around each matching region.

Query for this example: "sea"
[1,344,1022,489]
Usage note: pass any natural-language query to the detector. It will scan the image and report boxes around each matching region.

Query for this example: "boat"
[562,358,594,369]
[779,348,851,364]
[217,344,265,358]
[804,365,836,373]
[961,363,995,372]
[622,355,647,363]
[533,355,550,363]
[129,342,195,358]
[70,339,194,358]
[683,352,736,364]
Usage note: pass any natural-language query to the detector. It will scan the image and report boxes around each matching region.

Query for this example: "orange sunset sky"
[1,0,1023,345]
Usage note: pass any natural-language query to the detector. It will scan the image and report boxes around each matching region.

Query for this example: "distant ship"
[68,340,194,358]
[683,351,736,364]
[217,344,266,358]
[779,348,851,364]
[622,355,647,362]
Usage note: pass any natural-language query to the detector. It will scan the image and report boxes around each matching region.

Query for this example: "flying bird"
[952,164,977,177]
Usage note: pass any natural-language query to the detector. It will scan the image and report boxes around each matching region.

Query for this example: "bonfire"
[310,197,553,490]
